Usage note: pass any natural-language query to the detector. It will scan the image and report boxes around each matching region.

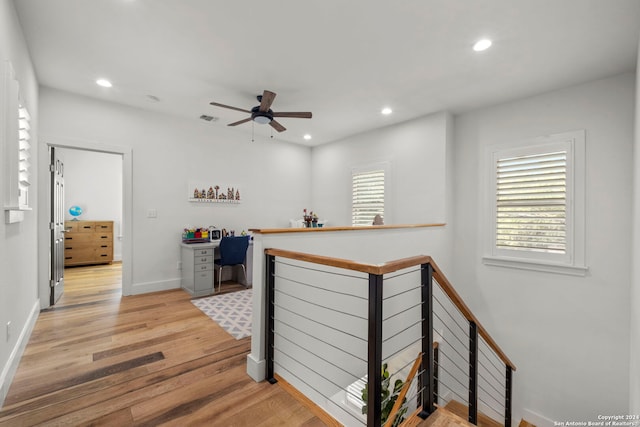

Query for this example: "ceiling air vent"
[199,114,218,122]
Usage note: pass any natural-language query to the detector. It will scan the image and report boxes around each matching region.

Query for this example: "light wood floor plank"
[0,264,329,426]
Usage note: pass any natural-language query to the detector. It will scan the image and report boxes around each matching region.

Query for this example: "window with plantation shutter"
[496,150,567,254]
[483,131,587,276]
[352,168,385,226]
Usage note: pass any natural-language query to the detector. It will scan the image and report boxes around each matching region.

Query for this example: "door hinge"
[49,222,55,230]
[49,164,55,172]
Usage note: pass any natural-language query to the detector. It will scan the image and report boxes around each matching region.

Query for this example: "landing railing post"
[469,321,478,424]
[367,273,384,427]
[505,365,513,426]
[265,254,277,384]
[419,263,435,418]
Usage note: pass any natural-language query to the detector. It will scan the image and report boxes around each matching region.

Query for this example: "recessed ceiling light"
[303,134,312,140]
[96,78,112,88]
[473,39,492,52]
[381,107,392,115]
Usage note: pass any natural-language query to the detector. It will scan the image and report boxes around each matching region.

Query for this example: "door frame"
[38,137,133,309]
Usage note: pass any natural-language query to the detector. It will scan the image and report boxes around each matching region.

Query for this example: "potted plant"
[361,363,407,427]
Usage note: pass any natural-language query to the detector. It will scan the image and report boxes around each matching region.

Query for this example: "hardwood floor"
[0,264,328,426]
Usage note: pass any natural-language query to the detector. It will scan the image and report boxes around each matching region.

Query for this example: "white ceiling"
[13,0,640,146]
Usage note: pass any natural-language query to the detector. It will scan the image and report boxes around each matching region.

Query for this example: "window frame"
[482,130,587,276]
[351,162,389,227]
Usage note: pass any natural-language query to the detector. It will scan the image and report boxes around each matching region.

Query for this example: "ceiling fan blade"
[269,120,286,132]
[228,117,252,126]
[272,112,312,119]
[210,102,251,114]
[259,90,276,112]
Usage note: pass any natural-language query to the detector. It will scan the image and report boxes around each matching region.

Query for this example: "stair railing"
[263,249,516,427]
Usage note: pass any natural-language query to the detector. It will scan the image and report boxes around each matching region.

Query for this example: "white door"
[50,146,65,305]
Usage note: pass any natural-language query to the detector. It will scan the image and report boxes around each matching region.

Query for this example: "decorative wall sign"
[188,183,241,204]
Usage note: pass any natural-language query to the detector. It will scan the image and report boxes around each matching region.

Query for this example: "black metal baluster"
[469,321,478,424]
[367,273,383,427]
[505,365,513,426]
[419,263,434,418]
[433,342,439,406]
[265,254,277,384]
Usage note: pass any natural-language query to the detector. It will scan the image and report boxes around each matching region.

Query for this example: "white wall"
[452,73,635,423]
[311,112,452,227]
[0,0,39,406]
[60,148,123,260]
[39,87,312,295]
[630,42,640,414]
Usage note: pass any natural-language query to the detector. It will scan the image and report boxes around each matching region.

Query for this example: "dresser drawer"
[95,221,113,232]
[96,233,113,242]
[194,255,213,265]
[65,233,95,244]
[64,222,78,232]
[65,247,96,264]
[194,263,213,272]
[194,271,213,291]
[77,222,96,232]
[194,248,213,257]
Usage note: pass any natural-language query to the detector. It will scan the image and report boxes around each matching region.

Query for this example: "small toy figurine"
[228,187,233,200]
[214,185,220,199]
[200,189,206,198]
[235,189,240,200]
[207,187,214,199]
[193,188,200,199]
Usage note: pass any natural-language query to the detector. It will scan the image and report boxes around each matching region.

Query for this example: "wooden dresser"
[64,220,114,267]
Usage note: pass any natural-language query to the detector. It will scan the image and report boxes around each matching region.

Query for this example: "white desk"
[180,241,252,297]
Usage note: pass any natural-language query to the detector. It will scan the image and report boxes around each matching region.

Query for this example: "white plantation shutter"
[484,131,587,275]
[352,169,384,226]
[18,104,31,208]
[496,151,567,254]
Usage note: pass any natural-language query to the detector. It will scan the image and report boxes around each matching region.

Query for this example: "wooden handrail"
[387,353,423,427]
[429,258,516,371]
[264,248,516,371]
[264,248,431,275]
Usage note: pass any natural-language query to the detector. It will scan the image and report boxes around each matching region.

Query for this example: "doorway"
[38,139,132,310]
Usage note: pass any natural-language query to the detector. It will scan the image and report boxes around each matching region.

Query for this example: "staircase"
[403,402,535,427]
[263,249,519,427]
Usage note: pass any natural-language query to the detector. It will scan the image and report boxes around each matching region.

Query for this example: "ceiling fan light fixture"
[253,115,271,125]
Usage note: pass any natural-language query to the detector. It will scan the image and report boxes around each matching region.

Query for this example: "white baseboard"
[130,278,181,295]
[246,353,265,382]
[522,408,555,427]
[0,299,40,407]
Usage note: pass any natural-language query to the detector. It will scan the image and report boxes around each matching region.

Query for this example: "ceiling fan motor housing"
[251,106,273,124]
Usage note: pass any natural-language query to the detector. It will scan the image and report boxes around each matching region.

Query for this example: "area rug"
[192,289,252,340]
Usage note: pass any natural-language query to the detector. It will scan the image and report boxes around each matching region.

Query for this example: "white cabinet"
[181,243,215,297]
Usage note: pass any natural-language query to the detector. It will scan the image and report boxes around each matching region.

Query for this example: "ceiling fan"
[209,90,312,132]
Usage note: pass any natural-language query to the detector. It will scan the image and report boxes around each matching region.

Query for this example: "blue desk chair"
[215,235,250,292]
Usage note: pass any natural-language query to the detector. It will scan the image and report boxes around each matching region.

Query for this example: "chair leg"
[218,266,223,293]
[240,264,247,287]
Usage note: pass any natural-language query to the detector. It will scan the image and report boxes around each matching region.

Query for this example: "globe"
[69,205,83,218]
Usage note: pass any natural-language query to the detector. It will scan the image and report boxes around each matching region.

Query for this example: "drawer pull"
[101,245,108,248]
